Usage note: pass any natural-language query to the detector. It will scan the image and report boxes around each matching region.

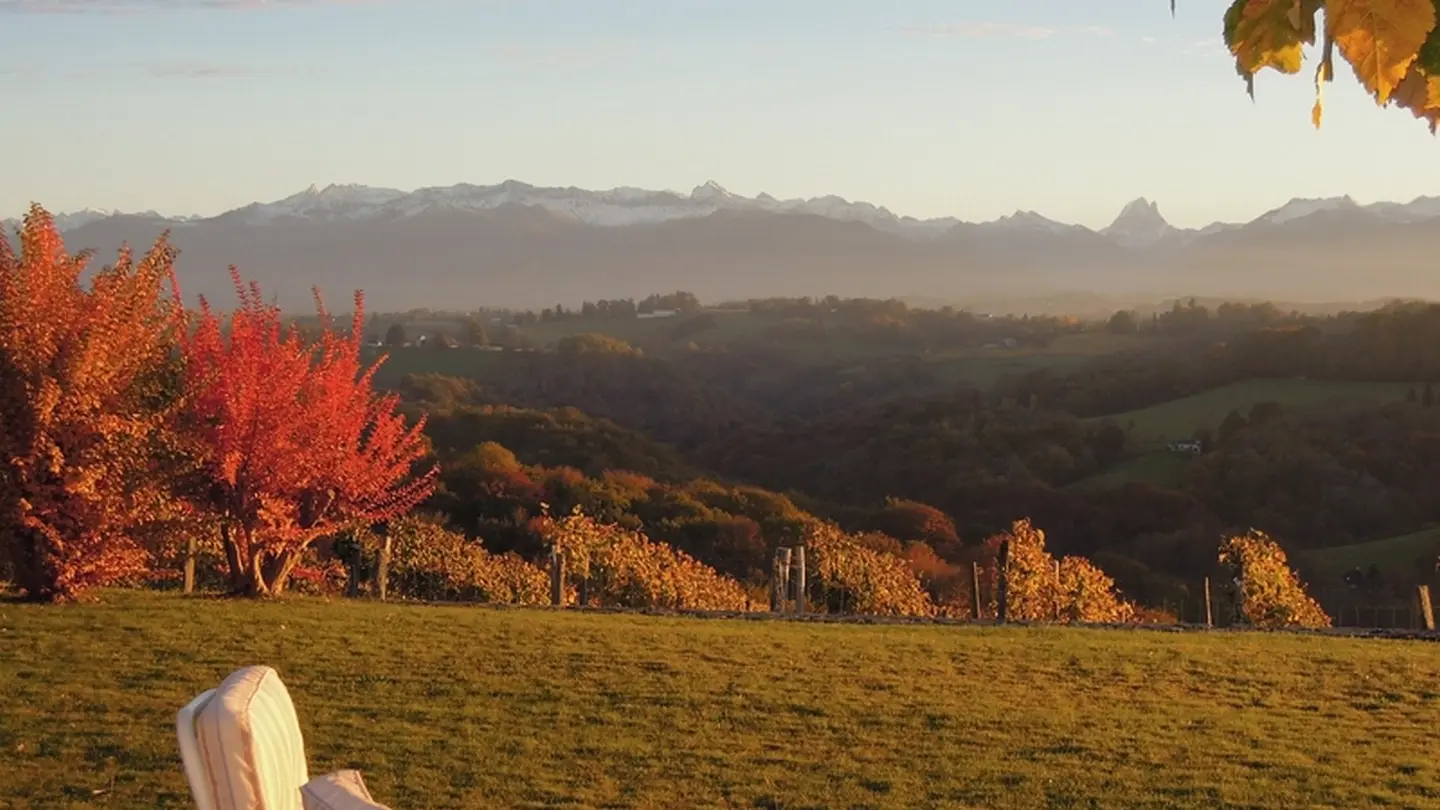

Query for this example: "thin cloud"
[0,0,382,13]
[492,42,629,69]
[902,22,1118,41]
[901,22,1058,41]
[1141,35,1158,44]
[134,61,258,78]
[1182,37,1229,59]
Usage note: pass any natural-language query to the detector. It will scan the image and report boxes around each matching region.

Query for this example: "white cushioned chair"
[176,665,391,810]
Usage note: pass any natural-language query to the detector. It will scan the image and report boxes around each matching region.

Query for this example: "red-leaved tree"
[182,268,436,596]
[0,206,188,601]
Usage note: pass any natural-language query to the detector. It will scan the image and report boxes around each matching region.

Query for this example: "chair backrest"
[176,666,311,810]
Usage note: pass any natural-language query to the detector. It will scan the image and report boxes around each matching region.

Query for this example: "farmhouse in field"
[637,309,678,319]
[1167,440,1202,455]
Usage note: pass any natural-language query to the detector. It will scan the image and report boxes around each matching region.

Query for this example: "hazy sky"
[4,0,1440,229]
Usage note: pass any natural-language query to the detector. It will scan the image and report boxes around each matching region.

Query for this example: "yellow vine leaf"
[1325,0,1436,105]
[1225,0,1316,97]
[1391,63,1440,130]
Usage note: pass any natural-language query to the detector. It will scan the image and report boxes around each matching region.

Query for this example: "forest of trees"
[390,296,1440,617]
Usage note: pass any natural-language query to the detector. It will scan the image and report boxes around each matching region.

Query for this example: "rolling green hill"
[1096,379,1416,445]
[1304,528,1440,575]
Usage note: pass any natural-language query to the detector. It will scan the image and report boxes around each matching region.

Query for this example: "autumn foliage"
[375,514,550,605]
[537,507,752,611]
[181,269,436,596]
[984,520,1137,624]
[1219,529,1332,628]
[805,522,937,617]
[1211,0,1440,131]
[0,207,186,601]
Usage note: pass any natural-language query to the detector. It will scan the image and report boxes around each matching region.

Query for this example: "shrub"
[384,514,549,605]
[537,507,751,612]
[805,522,936,617]
[1219,530,1331,629]
[984,519,1135,624]
[0,207,186,601]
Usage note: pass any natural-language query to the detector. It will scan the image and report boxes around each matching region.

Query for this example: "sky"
[4,0,1440,230]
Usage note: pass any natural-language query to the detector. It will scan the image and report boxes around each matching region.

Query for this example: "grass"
[4,592,1440,809]
[362,345,508,388]
[1304,528,1440,575]
[1095,379,1416,445]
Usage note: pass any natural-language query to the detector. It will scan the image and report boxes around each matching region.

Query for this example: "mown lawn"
[3,591,1440,809]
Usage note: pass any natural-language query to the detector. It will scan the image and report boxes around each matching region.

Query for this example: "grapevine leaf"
[1225,0,1313,98]
[1391,63,1440,131]
[1325,0,1437,104]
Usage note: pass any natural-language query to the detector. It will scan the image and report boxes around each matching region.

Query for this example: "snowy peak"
[16,183,1440,246]
[228,182,407,223]
[690,180,735,201]
[1102,197,1178,247]
[3,206,173,232]
[1255,195,1360,226]
[986,209,1085,236]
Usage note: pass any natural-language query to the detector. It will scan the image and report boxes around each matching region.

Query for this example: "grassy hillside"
[4,592,1440,809]
[1304,528,1440,575]
[1097,379,1415,445]
[364,329,1142,392]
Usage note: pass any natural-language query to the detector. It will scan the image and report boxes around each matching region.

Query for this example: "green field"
[1096,379,1416,445]
[4,592,1440,809]
[364,325,1144,392]
[362,345,508,388]
[1304,528,1440,575]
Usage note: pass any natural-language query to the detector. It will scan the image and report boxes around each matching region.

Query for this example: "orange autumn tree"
[182,269,436,596]
[0,206,187,602]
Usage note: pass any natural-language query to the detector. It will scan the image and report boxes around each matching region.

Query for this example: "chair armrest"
[301,770,393,810]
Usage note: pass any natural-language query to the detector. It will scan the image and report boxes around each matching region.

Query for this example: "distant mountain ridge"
[11,180,1440,244]
[7,180,1440,311]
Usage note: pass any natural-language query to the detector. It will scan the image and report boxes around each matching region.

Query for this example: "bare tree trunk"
[219,522,246,593]
[245,552,271,597]
[262,551,303,595]
[9,526,65,603]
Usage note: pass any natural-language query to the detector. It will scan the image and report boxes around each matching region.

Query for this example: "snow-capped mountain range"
[10,179,1440,246]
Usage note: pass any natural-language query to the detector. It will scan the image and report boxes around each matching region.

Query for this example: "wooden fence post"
[182,536,197,595]
[1203,577,1213,628]
[794,546,807,616]
[770,548,785,612]
[1418,585,1435,631]
[549,548,565,607]
[375,533,392,601]
[781,547,792,602]
[971,561,983,621]
[997,539,1010,624]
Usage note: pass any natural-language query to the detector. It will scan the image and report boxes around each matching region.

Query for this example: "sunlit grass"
[3,591,1438,808]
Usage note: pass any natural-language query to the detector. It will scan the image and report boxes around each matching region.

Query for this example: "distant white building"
[637,309,678,320]
[1167,441,1203,455]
